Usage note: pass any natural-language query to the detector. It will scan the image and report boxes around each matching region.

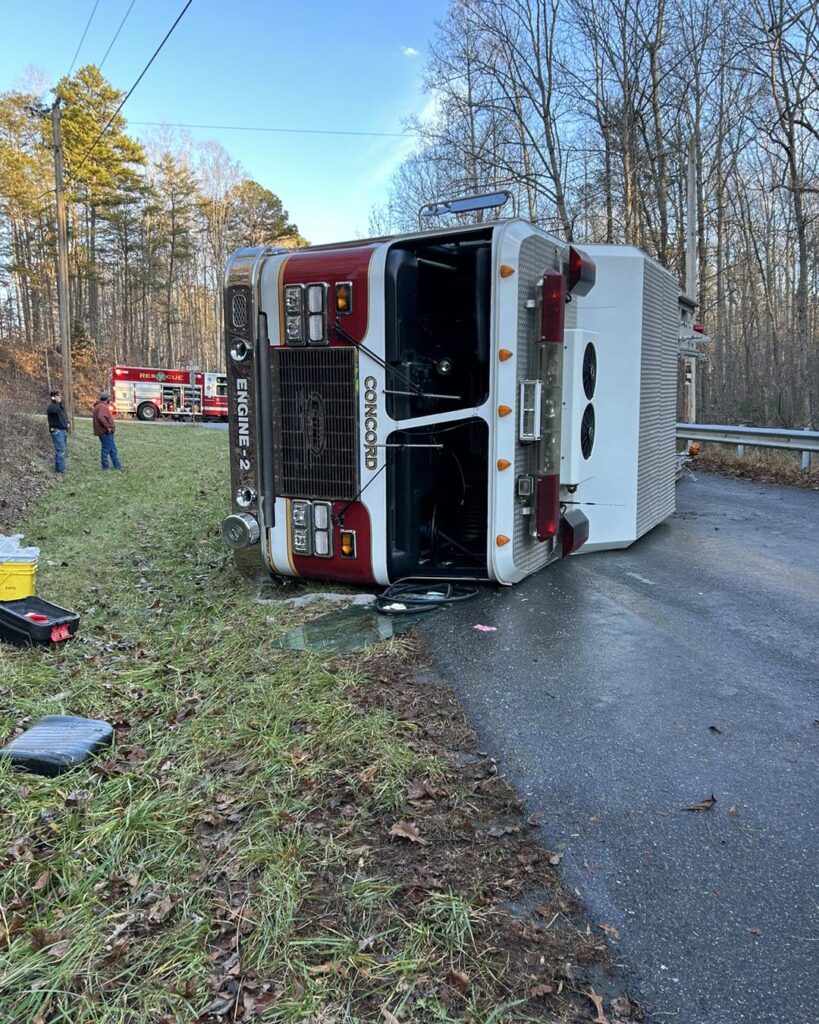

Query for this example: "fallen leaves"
[548,851,564,866]
[47,938,71,960]
[406,778,438,802]
[148,894,175,924]
[682,794,717,812]
[31,869,52,893]
[388,821,428,845]
[599,922,621,940]
[446,967,470,992]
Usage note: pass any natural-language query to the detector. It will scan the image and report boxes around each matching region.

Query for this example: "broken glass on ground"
[272,603,429,655]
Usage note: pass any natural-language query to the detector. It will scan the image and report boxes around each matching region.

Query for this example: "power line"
[129,120,414,139]
[67,0,102,77]
[73,0,195,177]
[99,0,139,72]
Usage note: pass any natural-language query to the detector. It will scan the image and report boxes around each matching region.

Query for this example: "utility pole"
[684,138,698,424]
[51,99,74,430]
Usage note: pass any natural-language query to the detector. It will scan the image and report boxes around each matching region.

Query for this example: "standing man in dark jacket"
[92,391,122,470]
[46,389,69,474]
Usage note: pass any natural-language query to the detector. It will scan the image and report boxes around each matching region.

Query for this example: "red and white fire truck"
[111,365,228,421]
[221,197,679,587]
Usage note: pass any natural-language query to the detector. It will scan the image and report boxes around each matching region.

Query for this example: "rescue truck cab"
[222,215,678,587]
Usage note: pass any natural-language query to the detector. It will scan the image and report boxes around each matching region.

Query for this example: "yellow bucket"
[0,561,38,600]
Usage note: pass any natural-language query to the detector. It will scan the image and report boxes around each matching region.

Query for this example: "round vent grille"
[582,342,597,400]
[581,403,595,460]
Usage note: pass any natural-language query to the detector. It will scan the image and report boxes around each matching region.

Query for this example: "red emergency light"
[565,246,596,297]
[540,268,565,344]
[535,474,561,542]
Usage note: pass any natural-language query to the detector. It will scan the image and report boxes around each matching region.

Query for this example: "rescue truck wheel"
[137,402,159,421]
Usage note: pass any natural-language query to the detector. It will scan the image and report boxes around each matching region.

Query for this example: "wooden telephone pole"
[51,99,74,430]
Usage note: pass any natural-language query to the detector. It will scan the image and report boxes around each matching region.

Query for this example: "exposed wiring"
[129,120,412,139]
[375,581,479,616]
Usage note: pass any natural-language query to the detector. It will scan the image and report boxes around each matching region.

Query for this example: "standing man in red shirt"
[92,391,122,470]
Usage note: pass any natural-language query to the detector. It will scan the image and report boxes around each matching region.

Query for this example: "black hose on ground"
[375,581,479,616]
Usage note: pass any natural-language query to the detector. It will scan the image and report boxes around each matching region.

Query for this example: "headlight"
[286,314,305,344]
[306,284,325,313]
[284,285,303,313]
[312,501,332,557]
[221,512,260,548]
[308,314,325,344]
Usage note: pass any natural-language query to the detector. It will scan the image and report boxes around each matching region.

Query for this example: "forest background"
[1,0,817,428]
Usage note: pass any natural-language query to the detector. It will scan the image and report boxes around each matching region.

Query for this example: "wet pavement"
[418,473,819,1024]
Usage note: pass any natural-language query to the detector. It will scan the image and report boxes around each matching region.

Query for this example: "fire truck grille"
[271,347,359,501]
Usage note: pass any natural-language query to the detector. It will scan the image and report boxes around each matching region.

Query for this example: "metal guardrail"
[677,422,819,470]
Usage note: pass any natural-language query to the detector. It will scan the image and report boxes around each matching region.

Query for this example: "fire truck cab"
[222,216,678,587]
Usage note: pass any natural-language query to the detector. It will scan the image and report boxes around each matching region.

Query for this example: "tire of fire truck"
[137,402,160,421]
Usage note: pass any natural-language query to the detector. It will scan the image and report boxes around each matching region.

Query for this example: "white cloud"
[401,46,420,58]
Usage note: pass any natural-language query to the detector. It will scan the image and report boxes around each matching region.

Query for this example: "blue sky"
[0,0,448,242]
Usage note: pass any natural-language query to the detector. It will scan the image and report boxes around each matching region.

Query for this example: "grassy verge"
[0,422,612,1023]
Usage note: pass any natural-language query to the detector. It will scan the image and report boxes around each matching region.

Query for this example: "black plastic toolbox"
[0,596,79,645]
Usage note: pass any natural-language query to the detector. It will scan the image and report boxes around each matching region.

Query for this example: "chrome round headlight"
[222,512,260,548]
[230,338,251,362]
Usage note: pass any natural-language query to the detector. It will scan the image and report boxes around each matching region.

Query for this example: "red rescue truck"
[111,365,228,421]
[221,198,679,587]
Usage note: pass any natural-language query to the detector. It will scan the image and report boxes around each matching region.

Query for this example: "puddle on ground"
[272,604,430,655]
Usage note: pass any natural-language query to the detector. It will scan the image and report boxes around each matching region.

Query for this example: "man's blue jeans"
[51,429,67,473]
[99,433,122,469]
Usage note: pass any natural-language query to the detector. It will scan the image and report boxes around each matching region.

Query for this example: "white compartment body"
[565,246,679,551]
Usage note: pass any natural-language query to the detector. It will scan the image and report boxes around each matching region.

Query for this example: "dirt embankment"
[0,344,110,531]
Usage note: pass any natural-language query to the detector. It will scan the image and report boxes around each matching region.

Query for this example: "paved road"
[420,473,818,1024]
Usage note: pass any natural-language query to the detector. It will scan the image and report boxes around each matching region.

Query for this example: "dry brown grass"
[688,444,819,490]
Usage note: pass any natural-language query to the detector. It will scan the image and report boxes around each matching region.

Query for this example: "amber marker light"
[499,265,515,278]
[498,404,513,417]
[497,459,511,471]
[496,534,511,546]
[499,348,513,361]
[335,282,353,315]
[340,530,356,557]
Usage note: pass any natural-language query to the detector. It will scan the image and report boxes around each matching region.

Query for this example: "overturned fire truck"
[221,217,679,586]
